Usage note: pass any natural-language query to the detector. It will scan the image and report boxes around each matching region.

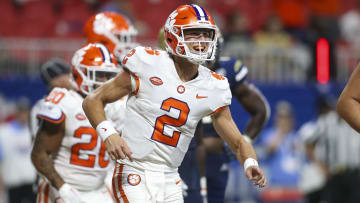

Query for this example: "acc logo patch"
[150,77,163,86]
[75,113,86,121]
[127,174,141,186]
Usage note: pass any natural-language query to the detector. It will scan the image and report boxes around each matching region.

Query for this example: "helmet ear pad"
[71,65,84,92]
[165,29,185,55]
[165,27,185,54]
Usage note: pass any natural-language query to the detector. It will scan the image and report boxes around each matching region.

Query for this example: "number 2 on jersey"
[70,127,109,168]
[151,98,190,147]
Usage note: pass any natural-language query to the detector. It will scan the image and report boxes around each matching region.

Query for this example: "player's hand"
[245,166,267,188]
[58,183,84,203]
[104,134,133,161]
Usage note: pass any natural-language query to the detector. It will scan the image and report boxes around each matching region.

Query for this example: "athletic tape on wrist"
[244,158,258,172]
[96,120,117,141]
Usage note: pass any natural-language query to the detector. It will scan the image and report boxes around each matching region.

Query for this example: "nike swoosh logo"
[101,128,107,131]
[176,179,181,185]
[196,94,208,99]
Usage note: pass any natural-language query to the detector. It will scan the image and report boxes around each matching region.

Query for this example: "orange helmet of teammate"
[84,12,138,61]
[71,43,120,95]
[164,4,217,64]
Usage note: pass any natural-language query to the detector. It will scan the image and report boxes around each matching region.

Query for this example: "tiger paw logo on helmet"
[164,4,218,65]
[84,12,138,61]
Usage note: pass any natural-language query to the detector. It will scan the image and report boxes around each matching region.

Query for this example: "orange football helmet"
[164,4,217,64]
[84,12,138,61]
[71,43,120,95]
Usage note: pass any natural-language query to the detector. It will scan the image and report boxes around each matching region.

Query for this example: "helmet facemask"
[71,43,120,95]
[166,24,217,65]
[76,63,120,95]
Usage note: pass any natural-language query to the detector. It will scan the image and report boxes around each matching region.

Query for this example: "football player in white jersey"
[83,11,138,134]
[31,43,120,203]
[83,4,267,203]
[30,58,73,140]
[83,11,139,195]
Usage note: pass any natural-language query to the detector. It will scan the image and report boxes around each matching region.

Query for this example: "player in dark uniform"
[202,36,270,203]
[178,125,206,203]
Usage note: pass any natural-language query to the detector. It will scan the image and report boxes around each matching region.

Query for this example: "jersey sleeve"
[122,46,160,94]
[36,88,66,124]
[208,77,232,113]
[36,101,65,124]
[29,99,44,137]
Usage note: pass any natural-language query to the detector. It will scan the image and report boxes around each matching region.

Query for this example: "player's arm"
[31,120,65,190]
[337,63,360,133]
[234,81,270,141]
[82,70,133,161]
[211,106,267,188]
[32,119,84,203]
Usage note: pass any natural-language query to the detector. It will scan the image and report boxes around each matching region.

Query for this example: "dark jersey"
[203,57,249,203]
[179,57,249,203]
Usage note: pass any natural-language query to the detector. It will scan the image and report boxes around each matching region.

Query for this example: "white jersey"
[31,96,126,138]
[119,46,232,172]
[105,96,127,132]
[30,98,44,139]
[36,88,111,191]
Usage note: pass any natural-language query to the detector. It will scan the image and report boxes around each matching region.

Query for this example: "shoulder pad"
[122,46,164,73]
[45,87,69,104]
[201,67,232,112]
[235,64,248,82]
[233,59,243,72]
[36,100,65,124]
[208,70,230,90]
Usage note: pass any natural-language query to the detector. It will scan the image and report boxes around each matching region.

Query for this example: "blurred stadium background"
[0,0,359,202]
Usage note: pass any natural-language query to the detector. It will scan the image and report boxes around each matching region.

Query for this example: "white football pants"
[112,163,183,203]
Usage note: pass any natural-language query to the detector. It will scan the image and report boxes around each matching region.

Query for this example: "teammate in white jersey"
[83,4,267,203]
[83,11,139,196]
[30,58,73,140]
[84,11,138,132]
[31,43,120,203]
